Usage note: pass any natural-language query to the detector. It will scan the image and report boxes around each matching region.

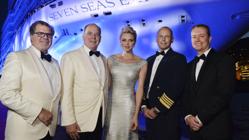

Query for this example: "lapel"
[147,56,156,77]
[195,49,215,90]
[145,49,173,89]
[159,48,173,63]
[145,55,157,89]
[79,47,101,82]
[99,54,107,87]
[50,59,62,100]
[190,58,198,91]
[27,48,53,97]
[153,48,173,79]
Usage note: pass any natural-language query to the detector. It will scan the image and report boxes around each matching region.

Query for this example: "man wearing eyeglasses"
[0,20,62,140]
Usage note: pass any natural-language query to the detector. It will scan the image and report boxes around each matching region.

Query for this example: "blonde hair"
[120,26,137,41]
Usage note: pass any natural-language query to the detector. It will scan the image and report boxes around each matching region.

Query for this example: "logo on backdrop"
[48,0,149,21]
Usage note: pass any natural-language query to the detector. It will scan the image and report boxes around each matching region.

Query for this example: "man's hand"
[65,123,81,140]
[38,108,53,126]
[143,107,158,119]
[185,115,203,131]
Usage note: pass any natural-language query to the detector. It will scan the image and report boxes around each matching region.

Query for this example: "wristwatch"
[141,106,147,112]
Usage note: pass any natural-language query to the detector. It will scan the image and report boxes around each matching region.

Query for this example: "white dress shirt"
[195,48,211,81]
[31,46,60,96]
[147,48,169,98]
[83,46,105,85]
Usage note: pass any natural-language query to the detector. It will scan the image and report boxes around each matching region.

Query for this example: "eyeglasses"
[34,32,53,38]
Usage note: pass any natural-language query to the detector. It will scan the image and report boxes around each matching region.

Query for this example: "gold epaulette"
[158,92,174,109]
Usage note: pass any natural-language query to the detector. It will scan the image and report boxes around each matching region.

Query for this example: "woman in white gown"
[104,26,147,140]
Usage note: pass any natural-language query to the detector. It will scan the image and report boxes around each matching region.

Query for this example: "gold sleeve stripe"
[158,93,174,109]
[159,97,171,109]
[161,96,172,106]
[162,93,174,104]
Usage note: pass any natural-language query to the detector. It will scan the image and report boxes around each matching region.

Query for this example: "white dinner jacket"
[60,46,109,132]
[0,47,62,140]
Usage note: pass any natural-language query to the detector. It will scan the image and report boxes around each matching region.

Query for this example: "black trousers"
[68,108,103,140]
[145,111,180,140]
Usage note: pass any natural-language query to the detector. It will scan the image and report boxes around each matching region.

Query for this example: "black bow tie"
[196,54,206,61]
[156,51,165,56]
[41,52,52,62]
[89,50,100,57]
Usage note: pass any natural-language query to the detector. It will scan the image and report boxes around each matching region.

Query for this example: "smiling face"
[120,33,135,53]
[191,26,211,55]
[30,24,53,53]
[83,24,101,51]
[157,27,173,51]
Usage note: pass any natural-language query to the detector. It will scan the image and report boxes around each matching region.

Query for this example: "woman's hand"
[130,115,138,131]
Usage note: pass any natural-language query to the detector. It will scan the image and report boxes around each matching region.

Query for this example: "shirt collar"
[83,45,99,56]
[83,45,91,54]
[198,48,211,57]
[159,48,170,54]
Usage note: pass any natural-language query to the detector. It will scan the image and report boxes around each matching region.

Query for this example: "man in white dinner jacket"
[60,23,109,140]
[0,20,62,140]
